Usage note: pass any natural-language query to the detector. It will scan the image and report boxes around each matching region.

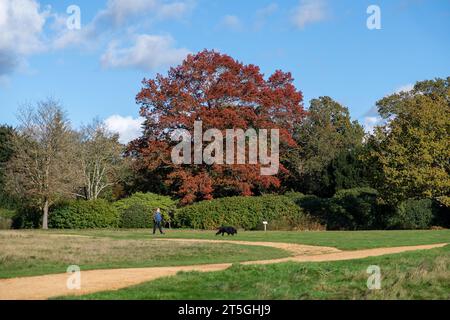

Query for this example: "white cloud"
[363,116,383,134]
[254,3,278,30]
[104,115,145,144]
[0,0,195,75]
[96,0,195,26]
[96,0,158,27]
[220,15,243,31]
[394,83,414,94]
[52,0,195,53]
[101,34,190,71]
[52,24,98,50]
[291,0,328,29]
[157,1,196,20]
[0,0,50,75]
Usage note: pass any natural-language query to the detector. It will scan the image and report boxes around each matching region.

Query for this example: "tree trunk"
[42,199,49,230]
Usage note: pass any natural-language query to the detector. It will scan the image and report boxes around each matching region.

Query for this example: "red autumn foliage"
[128,50,305,204]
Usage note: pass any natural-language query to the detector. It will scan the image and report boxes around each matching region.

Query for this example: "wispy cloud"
[254,3,278,30]
[219,15,243,31]
[101,34,190,71]
[394,83,414,94]
[53,0,196,50]
[291,0,328,29]
[363,116,383,134]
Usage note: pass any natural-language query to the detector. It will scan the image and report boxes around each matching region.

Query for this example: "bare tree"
[5,99,80,229]
[75,119,124,200]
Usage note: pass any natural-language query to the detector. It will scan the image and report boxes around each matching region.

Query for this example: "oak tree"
[129,50,305,204]
[366,77,450,203]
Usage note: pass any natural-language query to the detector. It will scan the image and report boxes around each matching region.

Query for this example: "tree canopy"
[288,96,365,196]
[129,50,305,204]
[367,77,450,203]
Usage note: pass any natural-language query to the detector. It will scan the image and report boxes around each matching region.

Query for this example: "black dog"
[216,226,237,236]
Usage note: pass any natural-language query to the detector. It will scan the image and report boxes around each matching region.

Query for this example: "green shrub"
[434,198,450,228]
[11,206,42,229]
[0,208,15,229]
[0,207,15,219]
[49,199,119,229]
[283,191,306,202]
[388,199,435,230]
[120,203,153,228]
[295,195,329,221]
[328,188,380,230]
[0,193,18,210]
[174,194,323,230]
[297,188,383,230]
[115,192,177,228]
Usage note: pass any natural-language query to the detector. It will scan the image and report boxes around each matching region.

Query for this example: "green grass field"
[67,244,450,300]
[29,228,450,250]
[2,229,449,300]
[0,231,288,279]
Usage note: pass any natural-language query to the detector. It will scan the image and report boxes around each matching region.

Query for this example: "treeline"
[0,51,448,230]
[0,100,128,229]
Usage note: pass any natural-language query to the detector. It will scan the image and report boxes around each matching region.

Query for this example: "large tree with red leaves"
[128,50,305,204]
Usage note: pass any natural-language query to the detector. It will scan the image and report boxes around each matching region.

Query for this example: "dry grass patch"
[0,231,289,278]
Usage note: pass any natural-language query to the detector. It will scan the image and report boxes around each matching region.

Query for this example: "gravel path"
[0,240,446,300]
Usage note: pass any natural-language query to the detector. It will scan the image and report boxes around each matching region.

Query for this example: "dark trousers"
[153,221,164,234]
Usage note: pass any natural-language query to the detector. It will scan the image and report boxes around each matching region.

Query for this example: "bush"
[120,203,153,228]
[115,192,177,228]
[11,206,42,229]
[297,188,383,230]
[434,198,450,228]
[49,199,119,229]
[0,208,15,229]
[388,199,435,230]
[328,188,381,230]
[174,194,323,231]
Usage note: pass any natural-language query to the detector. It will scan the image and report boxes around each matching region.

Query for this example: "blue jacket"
[154,212,163,222]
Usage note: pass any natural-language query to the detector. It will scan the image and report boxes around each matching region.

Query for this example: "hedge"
[297,188,386,230]
[388,198,437,230]
[49,199,119,229]
[115,192,177,228]
[174,194,322,230]
[11,206,42,229]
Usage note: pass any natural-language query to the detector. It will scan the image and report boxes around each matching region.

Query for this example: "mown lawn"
[0,231,288,279]
[39,228,450,250]
[66,245,450,300]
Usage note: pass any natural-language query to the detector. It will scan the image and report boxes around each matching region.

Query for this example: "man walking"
[153,208,165,235]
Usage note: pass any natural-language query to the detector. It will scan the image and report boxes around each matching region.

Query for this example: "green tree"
[327,146,371,193]
[366,77,450,203]
[288,97,365,196]
[0,125,14,182]
[0,125,15,208]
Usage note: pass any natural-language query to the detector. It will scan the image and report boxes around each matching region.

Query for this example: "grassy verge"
[66,245,450,300]
[30,229,450,250]
[0,231,288,279]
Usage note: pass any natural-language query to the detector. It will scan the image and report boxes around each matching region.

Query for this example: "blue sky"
[1,0,449,142]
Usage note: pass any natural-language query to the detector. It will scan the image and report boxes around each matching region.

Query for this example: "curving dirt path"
[0,240,446,300]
